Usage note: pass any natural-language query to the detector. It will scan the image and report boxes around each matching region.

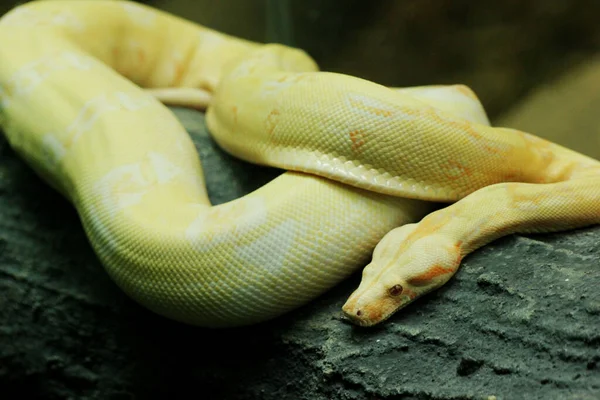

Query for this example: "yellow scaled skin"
[0,1,598,328]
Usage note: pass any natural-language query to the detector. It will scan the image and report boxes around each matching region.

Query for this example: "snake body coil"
[0,1,598,327]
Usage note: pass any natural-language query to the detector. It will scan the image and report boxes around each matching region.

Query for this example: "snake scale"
[0,0,598,327]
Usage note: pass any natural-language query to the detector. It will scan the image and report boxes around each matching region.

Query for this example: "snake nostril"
[356,310,362,316]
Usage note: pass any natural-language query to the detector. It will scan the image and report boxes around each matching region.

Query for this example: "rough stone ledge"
[1,108,598,400]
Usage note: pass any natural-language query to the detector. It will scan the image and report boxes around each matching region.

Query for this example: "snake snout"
[342,284,406,327]
[341,303,380,327]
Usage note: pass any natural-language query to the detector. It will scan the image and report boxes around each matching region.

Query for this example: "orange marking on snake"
[462,124,506,155]
[137,48,145,64]
[348,97,394,118]
[444,159,472,181]
[403,104,508,157]
[506,184,546,208]
[404,212,453,244]
[349,130,366,152]
[500,169,524,182]
[173,63,185,84]
[408,265,456,286]
[455,85,477,99]
[421,106,511,156]
[361,304,382,322]
[276,74,311,84]
[231,105,238,125]
[453,241,464,264]
[519,130,554,150]
[402,287,418,300]
[265,109,280,135]
[462,128,505,155]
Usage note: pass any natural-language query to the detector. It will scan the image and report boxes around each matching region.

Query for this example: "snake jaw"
[342,260,459,327]
[342,224,464,327]
[342,274,413,327]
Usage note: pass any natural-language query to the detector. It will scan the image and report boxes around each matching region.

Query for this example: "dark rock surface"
[1,107,598,400]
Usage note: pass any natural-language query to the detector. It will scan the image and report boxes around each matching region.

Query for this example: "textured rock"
[1,107,598,400]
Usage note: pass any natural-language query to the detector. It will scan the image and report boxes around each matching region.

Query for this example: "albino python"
[0,0,598,328]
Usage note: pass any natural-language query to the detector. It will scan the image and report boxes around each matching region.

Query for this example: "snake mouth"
[341,297,397,327]
[342,311,377,327]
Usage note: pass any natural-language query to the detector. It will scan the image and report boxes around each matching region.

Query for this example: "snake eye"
[388,284,403,297]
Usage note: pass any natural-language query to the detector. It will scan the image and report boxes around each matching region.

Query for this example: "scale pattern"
[0,0,598,327]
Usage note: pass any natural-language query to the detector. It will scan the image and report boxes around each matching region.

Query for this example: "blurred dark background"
[2,0,598,120]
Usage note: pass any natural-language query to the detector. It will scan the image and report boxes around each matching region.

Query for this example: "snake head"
[342,223,461,327]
